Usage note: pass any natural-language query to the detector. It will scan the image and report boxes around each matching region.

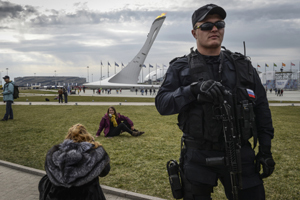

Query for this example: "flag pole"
[107,62,109,78]
[156,64,157,83]
[100,60,102,85]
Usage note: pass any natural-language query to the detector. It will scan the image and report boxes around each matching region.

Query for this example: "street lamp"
[87,66,89,82]
[54,70,57,88]
[0,71,3,87]
[6,68,8,75]
[152,74,157,85]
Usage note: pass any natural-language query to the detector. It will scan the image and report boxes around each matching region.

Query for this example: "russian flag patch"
[246,89,255,98]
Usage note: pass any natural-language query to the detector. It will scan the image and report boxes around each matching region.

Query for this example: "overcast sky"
[1,0,299,82]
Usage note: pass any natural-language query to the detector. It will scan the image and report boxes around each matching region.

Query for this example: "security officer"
[155,4,275,200]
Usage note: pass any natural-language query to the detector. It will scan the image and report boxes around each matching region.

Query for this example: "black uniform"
[155,49,274,200]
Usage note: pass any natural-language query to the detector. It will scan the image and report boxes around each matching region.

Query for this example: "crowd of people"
[270,88,284,96]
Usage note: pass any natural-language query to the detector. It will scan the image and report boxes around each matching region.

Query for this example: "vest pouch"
[187,104,204,140]
[202,104,222,143]
[236,87,257,142]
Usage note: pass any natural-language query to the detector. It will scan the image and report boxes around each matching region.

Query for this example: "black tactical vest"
[178,47,257,150]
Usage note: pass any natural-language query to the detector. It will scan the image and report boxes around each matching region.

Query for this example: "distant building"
[14,76,86,87]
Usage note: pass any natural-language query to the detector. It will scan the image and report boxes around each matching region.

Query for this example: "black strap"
[187,47,212,82]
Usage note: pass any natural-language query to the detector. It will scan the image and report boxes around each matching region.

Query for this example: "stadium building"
[14,76,86,88]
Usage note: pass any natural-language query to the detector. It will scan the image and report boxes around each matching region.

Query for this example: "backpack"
[13,84,19,99]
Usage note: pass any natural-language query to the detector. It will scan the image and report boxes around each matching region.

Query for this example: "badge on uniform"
[246,89,255,98]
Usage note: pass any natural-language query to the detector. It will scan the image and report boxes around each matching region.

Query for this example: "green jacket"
[2,81,14,102]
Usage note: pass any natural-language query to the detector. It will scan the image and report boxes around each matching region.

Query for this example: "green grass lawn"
[0,105,299,199]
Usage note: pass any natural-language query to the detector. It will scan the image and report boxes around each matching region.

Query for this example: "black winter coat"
[39,139,110,200]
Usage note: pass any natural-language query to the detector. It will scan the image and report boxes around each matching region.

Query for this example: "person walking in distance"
[1,76,14,121]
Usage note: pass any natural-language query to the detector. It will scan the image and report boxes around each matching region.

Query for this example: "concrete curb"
[0,160,166,200]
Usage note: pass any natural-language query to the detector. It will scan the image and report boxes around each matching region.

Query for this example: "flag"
[122,63,124,67]
[273,63,277,67]
[265,63,269,67]
[291,62,295,66]
[149,64,154,68]
[246,89,255,98]
[163,64,167,68]
[257,64,261,68]
[108,62,111,66]
[143,64,146,68]
[282,62,286,67]
[101,61,103,66]
[156,64,160,68]
[115,62,119,67]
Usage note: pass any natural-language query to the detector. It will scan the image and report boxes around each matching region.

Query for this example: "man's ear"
[191,29,197,39]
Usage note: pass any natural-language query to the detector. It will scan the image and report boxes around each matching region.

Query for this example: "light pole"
[6,68,8,75]
[92,73,93,82]
[54,70,57,88]
[0,71,3,87]
[87,66,89,82]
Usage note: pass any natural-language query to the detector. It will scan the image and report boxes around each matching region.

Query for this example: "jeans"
[63,93,68,103]
[3,101,13,120]
[106,122,133,137]
[58,94,63,103]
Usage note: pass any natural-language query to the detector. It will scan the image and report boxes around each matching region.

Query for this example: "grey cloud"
[0,0,38,21]
[0,25,11,29]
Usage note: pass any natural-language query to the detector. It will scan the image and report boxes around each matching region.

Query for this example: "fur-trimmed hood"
[45,139,110,188]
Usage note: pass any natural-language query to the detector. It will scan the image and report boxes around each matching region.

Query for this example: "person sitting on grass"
[39,124,110,200]
[96,106,144,137]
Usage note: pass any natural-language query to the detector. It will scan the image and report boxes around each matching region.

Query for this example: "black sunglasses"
[194,21,225,31]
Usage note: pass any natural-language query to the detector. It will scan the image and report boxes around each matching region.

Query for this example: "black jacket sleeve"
[252,69,274,146]
[155,57,196,115]
[99,163,110,177]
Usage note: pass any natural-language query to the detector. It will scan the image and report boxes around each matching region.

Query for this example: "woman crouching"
[96,106,144,137]
[39,124,110,200]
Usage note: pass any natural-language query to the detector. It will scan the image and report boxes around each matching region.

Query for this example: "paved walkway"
[18,89,157,98]
[0,161,165,200]
[0,165,131,200]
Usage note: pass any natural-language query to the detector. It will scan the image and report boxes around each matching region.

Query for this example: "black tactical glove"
[190,80,226,104]
[255,145,275,179]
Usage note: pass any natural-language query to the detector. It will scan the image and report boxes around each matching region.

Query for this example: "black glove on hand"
[190,80,226,104]
[255,145,275,179]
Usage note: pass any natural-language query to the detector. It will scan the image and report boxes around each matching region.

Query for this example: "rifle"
[202,93,243,200]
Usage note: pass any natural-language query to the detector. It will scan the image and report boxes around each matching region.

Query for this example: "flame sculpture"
[156,13,166,19]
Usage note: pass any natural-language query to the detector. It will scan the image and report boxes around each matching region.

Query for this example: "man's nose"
[211,25,218,32]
